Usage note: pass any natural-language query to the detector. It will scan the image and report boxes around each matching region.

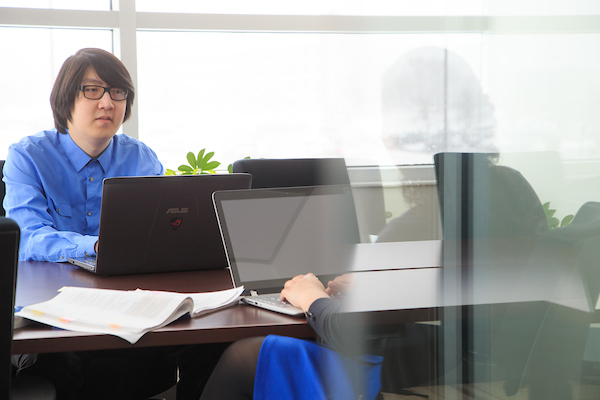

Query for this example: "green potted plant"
[166,149,249,175]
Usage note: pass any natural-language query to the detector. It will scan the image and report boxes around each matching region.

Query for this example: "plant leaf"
[200,151,215,166]
[204,161,220,170]
[548,217,560,229]
[197,149,206,165]
[227,164,233,173]
[543,202,551,211]
[178,164,193,172]
[561,214,574,227]
[186,152,197,168]
[198,153,216,170]
[165,169,177,175]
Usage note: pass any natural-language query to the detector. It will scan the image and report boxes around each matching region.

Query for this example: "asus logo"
[166,208,189,214]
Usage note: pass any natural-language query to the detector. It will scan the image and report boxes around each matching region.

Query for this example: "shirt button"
[60,256,64,260]
[87,211,92,216]
[90,177,95,182]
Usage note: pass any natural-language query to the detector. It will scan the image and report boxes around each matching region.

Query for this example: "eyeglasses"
[79,85,128,101]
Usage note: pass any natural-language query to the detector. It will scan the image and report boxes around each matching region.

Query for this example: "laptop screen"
[213,185,360,294]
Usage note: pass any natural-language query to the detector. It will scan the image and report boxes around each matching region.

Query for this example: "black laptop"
[212,184,360,315]
[68,173,252,275]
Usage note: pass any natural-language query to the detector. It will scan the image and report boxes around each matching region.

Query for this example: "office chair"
[232,157,351,189]
[1,217,56,400]
[1,160,6,216]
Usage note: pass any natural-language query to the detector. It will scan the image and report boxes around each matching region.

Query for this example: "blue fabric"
[254,335,382,400]
[3,128,163,262]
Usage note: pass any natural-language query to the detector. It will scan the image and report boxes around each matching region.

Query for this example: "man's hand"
[280,273,330,312]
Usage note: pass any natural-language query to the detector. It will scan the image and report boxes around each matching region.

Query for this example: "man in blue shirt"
[3,49,163,262]
[4,48,219,400]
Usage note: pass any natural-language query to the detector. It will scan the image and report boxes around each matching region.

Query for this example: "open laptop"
[213,184,361,316]
[68,173,252,275]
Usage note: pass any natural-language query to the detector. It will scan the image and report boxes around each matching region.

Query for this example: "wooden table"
[14,251,595,355]
[13,261,315,354]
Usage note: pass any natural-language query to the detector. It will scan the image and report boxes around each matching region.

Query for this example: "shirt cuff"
[79,235,99,257]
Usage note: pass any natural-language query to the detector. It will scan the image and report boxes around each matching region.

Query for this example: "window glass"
[0,27,112,159]
[138,30,600,171]
[137,31,485,169]
[483,34,600,161]
[0,0,110,10]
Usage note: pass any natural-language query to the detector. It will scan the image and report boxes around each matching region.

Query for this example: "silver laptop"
[68,173,252,275]
[212,185,360,316]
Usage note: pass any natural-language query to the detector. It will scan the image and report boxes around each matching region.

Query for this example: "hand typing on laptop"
[280,273,330,312]
[280,273,353,313]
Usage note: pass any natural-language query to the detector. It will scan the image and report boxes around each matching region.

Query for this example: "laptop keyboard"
[256,293,294,308]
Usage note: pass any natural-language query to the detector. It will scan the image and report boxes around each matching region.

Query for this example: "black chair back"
[0,217,19,399]
[1,160,6,216]
[232,158,350,189]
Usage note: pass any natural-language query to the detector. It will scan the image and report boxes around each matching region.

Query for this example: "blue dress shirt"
[3,129,164,262]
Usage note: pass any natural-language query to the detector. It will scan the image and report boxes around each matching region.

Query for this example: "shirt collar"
[60,131,114,173]
[96,139,114,171]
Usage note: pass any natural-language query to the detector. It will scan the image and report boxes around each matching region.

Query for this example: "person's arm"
[281,273,363,355]
[3,148,97,262]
